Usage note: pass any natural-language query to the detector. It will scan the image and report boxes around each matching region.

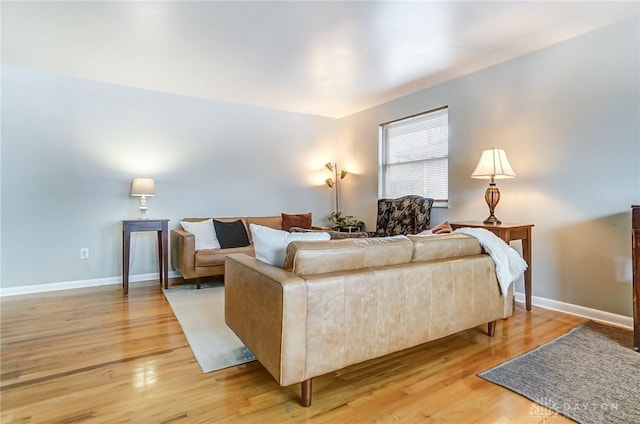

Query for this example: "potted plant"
[328,212,364,232]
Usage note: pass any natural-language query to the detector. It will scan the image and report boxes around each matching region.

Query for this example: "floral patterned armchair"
[374,195,434,237]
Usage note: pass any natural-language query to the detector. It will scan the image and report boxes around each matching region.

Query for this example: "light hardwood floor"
[1,279,586,423]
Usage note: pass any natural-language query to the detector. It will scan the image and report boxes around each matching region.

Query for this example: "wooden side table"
[122,219,169,295]
[449,221,534,311]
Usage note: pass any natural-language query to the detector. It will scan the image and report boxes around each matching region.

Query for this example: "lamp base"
[483,182,501,225]
[138,196,149,220]
[483,215,502,225]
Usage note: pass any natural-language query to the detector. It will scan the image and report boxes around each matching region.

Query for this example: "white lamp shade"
[470,148,516,179]
[130,178,156,196]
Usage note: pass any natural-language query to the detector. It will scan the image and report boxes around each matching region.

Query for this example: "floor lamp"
[324,162,348,214]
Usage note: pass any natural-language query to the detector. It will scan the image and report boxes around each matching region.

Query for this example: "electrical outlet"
[80,248,89,260]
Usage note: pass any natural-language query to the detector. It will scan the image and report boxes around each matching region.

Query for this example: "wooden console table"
[122,219,169,295]
[449,221,534,311]
[632,205,639,351]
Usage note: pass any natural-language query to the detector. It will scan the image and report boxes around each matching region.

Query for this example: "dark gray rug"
[479,321,639,423]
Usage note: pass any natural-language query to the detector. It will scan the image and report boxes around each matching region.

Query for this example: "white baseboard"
[0,271,182,297]
[514,291,633,329]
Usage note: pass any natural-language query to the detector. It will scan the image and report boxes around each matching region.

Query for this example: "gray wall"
[2,19,639,319]
[1,65,340,288]
[340,19,640,317]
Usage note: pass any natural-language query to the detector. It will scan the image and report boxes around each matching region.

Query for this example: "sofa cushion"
[250,224,331,267]
[214,219,250,248]
[195,245,254,267]
[284,235,414,275]
[281,212,312,231]
[180,219,221,250]
[408,233,482,263]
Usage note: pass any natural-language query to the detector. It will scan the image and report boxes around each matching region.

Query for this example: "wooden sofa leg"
[488,320,496,337]
[195,278,202,289]
[301,379,312,407]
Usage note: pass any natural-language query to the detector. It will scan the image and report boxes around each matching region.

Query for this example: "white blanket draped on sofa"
[453,227,527,294]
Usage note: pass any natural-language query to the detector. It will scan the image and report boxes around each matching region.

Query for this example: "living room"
[1,1,639,422]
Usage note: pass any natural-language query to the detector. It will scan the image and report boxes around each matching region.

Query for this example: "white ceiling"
[2,1,638,118]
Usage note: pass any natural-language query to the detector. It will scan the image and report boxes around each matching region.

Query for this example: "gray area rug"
[479,321,639,423]
[163,282,255,373]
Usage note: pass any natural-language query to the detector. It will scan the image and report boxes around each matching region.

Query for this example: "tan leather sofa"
[171,216,368,286]
[171,216,282,286]
[225,234,513,406]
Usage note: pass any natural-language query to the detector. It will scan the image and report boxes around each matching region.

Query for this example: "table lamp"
[470,148,516,225]
[130,177,155,220]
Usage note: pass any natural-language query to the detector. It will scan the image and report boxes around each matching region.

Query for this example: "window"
[379,106,448,206]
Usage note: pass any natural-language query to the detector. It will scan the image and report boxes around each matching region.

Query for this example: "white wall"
[340,19,640,316]
[1,65,340,289]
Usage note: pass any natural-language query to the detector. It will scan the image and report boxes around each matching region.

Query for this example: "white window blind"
[379,106,448,205]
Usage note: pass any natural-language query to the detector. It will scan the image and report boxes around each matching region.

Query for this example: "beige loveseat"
[171,216,283,286]
[225,234,513,406]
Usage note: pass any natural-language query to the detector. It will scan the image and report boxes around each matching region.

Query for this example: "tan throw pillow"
[431,221,453,234]
[281,212,312,231]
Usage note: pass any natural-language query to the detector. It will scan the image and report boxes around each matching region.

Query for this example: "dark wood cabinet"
[632,205,639,351]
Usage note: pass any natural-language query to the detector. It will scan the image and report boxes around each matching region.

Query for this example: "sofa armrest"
[170,229,196,279]
[225,254,308,386]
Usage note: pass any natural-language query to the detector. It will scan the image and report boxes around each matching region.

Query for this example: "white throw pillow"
[250,223,330,267]
[180,219,221,250]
